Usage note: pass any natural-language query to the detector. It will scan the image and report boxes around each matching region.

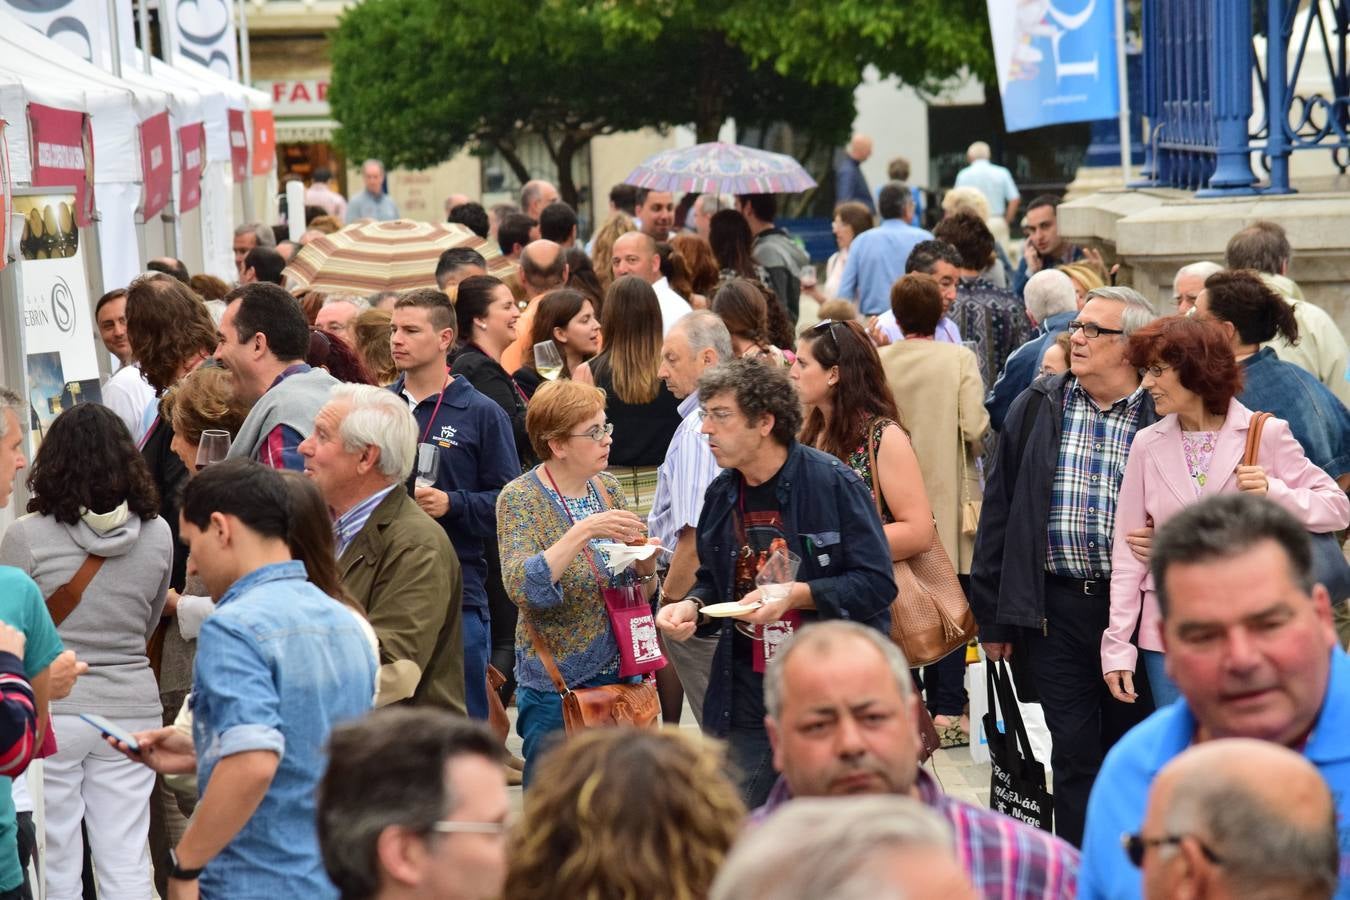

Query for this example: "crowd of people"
[0,141,1345,900]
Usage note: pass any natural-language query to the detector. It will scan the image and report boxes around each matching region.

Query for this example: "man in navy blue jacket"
[656,359,895,808]
[390,289,519,722]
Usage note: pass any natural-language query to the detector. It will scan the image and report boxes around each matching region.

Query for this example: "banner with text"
[138,112,172,221]
[1,0,111,69]
[26,104,95,227]
[986,0,1120,132]
[251,110,275,175]
[178,122,205,213]
[227,109,248,183]
[160,0,238,80]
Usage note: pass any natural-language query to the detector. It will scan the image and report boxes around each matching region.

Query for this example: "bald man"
[836,133,875,213]
[1137,739,1338,900]
[609,231,691,335]
[519,180,559,221]
[500,240,569,373]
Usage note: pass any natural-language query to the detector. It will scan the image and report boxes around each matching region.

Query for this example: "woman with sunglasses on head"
[791,316,972,745]
[875,273,990,744]
[1103,315,1347,708]
[496,380,661,785]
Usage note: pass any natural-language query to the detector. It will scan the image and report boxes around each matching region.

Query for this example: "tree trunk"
[693,31,729,143]
[491,139,533,189]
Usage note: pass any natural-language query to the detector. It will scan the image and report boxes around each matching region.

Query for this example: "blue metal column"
[1133,0,1161,184]
[1198,0,1259,195]
[1266,0,1295,192]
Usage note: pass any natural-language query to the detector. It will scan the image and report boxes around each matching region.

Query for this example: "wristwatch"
[168,847,204,881]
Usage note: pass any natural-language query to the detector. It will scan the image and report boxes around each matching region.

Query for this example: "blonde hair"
[591,212,636,291]
[525,379,606,461]
[941,186,991,222]
[1056,262,1106,296]
[352,308,397,385]
[504,728,745,900]
[160,367,250,445]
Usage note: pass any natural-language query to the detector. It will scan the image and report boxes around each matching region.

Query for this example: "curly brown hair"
[126,274,218,393]
[27,404,159,525]
[159,366,250,445]
[933,211,997,272]
[1125,315,1244,415]
[503,728,745,900]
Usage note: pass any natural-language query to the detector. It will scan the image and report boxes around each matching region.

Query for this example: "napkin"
[596,541,658,574]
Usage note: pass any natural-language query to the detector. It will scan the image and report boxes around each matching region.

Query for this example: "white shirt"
[101,362,157,444]
[652,277,693,335]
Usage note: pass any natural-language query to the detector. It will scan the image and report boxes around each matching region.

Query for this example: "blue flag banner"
[988,0,1121,132]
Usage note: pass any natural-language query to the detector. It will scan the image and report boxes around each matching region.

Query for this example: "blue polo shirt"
[836,218,933,315]
[1078,645,1350,899]
[391,374,519,610]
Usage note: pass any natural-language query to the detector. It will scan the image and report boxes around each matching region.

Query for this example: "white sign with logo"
[161,0,239,80]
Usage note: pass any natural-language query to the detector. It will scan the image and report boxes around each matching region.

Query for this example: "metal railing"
[1139,0,1350,195]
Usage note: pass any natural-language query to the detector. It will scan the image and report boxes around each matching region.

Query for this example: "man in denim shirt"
[115,461,375,899]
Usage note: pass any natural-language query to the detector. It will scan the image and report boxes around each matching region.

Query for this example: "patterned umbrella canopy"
[283,219,516,295]
[624,142,817,195]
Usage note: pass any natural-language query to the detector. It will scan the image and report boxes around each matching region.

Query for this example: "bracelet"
[636,572,657,584]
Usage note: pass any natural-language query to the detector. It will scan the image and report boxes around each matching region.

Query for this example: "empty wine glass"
[534,341,564,381]
[755,549,801,604]
[415,442,440,488]
[195,430,232,471]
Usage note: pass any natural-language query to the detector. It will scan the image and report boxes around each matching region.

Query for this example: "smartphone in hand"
[79,713,141,753]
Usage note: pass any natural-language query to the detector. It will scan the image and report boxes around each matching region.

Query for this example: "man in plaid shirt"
[971,287,1160,847]
[752,621,1079,899]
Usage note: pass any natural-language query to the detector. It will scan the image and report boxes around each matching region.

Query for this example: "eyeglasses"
[1139,363,1172,378]
[569,422,614,442]
[431,819,511,837]
[700,407,738,424]
[1067,320,1126,339]
[1122,832,1222,868]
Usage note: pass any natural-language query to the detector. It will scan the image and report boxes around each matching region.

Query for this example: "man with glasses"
[1078,494,1350,899]
[317,708,510,900]
[655,358,895,808]
[869,239,964,346]
[1170,261,1223,315]
[971,286,1160,847]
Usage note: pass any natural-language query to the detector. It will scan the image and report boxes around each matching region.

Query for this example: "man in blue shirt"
[834,134,875,214]
[116,460,374,899]
[1078,494,1350,899]
[837,182,933,316]
[391,288,517,721]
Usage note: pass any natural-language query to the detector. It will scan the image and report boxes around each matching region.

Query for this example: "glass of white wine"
[414,442,440,489]
[534,341,564,381]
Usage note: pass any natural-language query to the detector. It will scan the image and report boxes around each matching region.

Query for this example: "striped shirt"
[648,394,723,553]
[752,770,1080,899]
[1045,380,1146,579]
[334,486,398,557]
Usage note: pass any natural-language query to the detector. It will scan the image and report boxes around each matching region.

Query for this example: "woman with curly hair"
[0,404,171,899]
[590,212,636,292]
[504,728,744,900]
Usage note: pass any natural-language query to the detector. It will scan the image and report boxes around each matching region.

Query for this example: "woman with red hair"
[1103,315,1348,706]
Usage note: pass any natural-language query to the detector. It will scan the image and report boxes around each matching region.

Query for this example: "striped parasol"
[624,142,817,194]
[283,219,516,295]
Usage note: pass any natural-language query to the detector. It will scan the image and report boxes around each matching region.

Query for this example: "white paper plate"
[596,541,658,560]
[701,601,763,618]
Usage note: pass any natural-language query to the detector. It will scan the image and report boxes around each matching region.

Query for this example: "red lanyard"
[416,371,451,444]
[542,465,611,585]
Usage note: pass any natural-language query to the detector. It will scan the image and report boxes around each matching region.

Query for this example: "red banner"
[138,111,172,221]
[0,118,8,273]
[250,110,275,175]
[26,103,95,227]
[178,122,205,213]
[227,108,248,183]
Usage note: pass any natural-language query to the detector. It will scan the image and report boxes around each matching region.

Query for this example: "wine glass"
[415,442,440,489]
[195,430,232,471]
[755,549,801,605]
[534,341,564,381]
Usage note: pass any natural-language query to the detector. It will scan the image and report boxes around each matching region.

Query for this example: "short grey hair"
[967,140,991,161]
[1173,261,1223,287]
[361,159,385,175]
[520,179,556,211]
[674,310,733,363]
[696,193,734,215]
[0,387,24,439]
[328,384,416,483]
[764,620,911,721]
[709,796,955,900]
[322,295,371,313]
[235,222,276,248]
[1085,285,1158,337]
[1024,269,1078,323]
[1161,765,1339,897]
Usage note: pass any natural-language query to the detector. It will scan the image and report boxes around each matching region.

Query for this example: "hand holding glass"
[534,341,564,381]
[415,442,440,489]
[755,549,801,604]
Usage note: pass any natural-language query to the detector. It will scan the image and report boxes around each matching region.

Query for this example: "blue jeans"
[726,726,776,809]
[462,607,491,721]
[516,670,626,787]
[1141,649,1181,707]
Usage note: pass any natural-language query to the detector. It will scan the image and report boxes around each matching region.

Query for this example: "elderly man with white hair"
[835,133,876,213]
[1171,261,1223,315]
[955,140,1021,226]
[314,295,370,340]
[985,268,1083,431]
[298,384,465,713]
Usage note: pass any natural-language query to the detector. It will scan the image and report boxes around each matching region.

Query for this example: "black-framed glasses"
[1122,832,1223,868]
[569,422,614,442]
[1139,363,1172,379]
[1068,320,1126,339]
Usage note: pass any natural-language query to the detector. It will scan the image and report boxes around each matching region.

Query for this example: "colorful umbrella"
[283,219,516,295]
[623,142,817,195]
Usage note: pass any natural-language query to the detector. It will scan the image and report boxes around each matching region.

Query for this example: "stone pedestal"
[1058,185,1350,333]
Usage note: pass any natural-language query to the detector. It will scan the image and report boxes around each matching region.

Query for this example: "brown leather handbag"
[524,620,659,735]
[866,425,978,666]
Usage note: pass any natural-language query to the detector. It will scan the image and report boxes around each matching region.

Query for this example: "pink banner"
[228,108,248,183]
[138,112,172,220]
[178,122,205,213]
[26,103,95,227]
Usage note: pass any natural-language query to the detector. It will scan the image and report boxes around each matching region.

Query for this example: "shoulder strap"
[1244,411,1273,467]
[523,619,571,696]
[45,554,107,627]
[864,421,886,522]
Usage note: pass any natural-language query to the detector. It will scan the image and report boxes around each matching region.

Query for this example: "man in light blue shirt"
[346,158,400,222]
[954,141,1020,224]
[1078,494,1350,899]
[837,182,933,317]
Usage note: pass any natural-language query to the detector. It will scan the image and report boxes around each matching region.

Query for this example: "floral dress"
[846,417,897,525]
[1181,430,1218,497]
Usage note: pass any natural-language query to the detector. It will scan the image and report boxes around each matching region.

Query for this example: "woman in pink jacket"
[1103,315,1349,706]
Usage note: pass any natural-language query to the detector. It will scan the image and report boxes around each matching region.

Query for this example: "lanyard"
[542,466,612,586]
[415,371,451,444]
